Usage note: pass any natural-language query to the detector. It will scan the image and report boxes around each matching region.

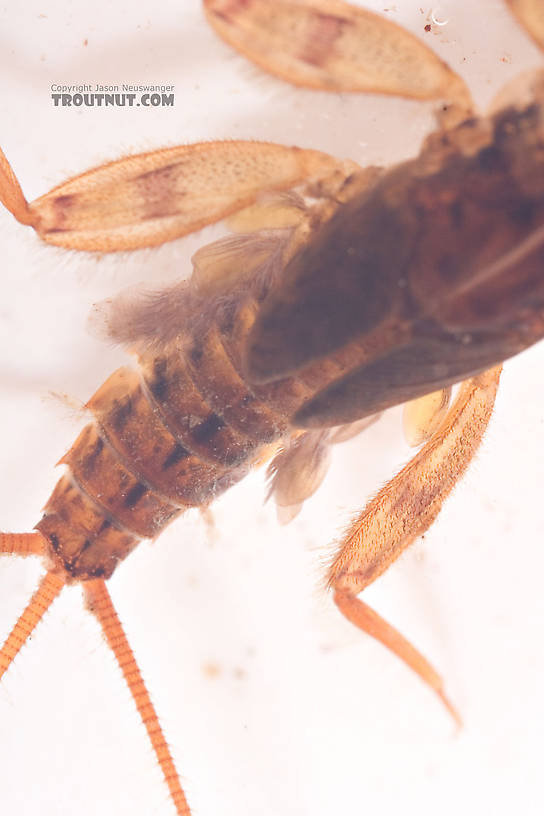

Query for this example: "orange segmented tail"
[0,531,47,557]
[0,568,65,680]
[84,579,191,816]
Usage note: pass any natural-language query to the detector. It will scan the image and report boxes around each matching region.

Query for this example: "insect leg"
[507,0,544,51]
[84,579,191,816]
[0,140,340,252]
[327,366,502,721]
[0,146,36,227]
[203,0,472,112]
[333,593,461,724]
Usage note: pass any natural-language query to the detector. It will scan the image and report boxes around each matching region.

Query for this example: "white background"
[0,1,543,815]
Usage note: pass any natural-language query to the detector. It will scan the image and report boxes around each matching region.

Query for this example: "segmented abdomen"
[36,298,330,580]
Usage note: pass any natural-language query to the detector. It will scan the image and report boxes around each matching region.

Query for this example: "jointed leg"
[328,367,502,719]
[0,146,36,226]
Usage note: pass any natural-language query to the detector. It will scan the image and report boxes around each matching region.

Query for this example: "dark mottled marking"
[124,482,147,508]
[437,253,459,281]
[299,13,346,68]
[81,436,104,476]
[136,163,177,183]
[48,532,60,553]
[81,538,93,554]
[509,198,535,225]
[55,193,75,206]
[191,413,225,444]
[359,564,379,584]
[218,311,236,336]
[450,199,464,229]
[391,476,447,520]
[477,145,504,172]
[494,102,539,143]
[111,398,133,431]
[135,163,183,220]
[162,442,190,471]
[50,193,77,230]
[188,344,203,364]
[150,358,169,402]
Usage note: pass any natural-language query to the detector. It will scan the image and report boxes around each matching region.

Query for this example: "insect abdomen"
[36,304,299,580]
